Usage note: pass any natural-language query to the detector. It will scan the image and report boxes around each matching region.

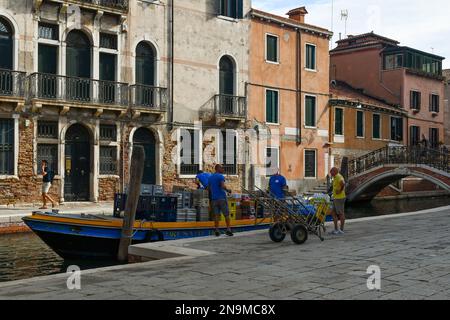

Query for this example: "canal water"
[0,196,449,283]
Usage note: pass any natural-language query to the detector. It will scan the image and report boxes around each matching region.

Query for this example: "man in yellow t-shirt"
[330,167,346,235]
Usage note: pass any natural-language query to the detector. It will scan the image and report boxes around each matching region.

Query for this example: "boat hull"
[23,213,271,260]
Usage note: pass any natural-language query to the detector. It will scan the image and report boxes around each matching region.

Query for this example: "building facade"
[0,0,250,205]
[330,32,445,149]
[329,80,406,165]
[444,69,450,147]
[248,7,332,193]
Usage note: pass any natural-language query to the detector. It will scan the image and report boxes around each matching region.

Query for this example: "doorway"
[64,124,91,201]
[133,128,156,185]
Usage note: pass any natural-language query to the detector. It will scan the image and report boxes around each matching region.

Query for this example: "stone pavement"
[0,206,449,300]
[0,202,114,225]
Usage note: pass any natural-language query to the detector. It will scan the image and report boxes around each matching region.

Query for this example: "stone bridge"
[346,146,450,202]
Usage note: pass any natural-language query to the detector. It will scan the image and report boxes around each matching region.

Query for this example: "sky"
[252,0,450,69]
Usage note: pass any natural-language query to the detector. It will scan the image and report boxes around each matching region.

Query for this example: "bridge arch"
[347,166,450,202]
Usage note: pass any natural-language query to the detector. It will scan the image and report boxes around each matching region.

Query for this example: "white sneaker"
[329,230,340,235]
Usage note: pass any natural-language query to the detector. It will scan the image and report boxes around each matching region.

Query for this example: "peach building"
[330,32,446,149]
[247,7,332,193]
[329,80,407,165]
[444,69,450,147]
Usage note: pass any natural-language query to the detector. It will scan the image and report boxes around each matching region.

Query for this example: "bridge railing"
[348,146,450,177]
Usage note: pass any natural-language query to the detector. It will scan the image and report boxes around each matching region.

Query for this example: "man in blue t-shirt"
[269,170,288,199]
[208,164,233,237]
[195,170,211,190]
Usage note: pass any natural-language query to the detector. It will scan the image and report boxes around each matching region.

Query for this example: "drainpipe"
[121,121,126,194]
[296,28,302,145]
[167,0,174,131]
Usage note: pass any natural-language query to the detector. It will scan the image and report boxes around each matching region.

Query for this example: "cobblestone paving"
[0,208,449,300]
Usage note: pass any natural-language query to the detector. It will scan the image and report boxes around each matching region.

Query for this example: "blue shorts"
[211,199,229,217]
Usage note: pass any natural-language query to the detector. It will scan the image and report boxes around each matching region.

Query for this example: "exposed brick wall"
[98,177,120,201]
[0,117,59,205]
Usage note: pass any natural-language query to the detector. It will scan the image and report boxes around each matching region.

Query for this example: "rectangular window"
[0,119,14,175]
[372,114,381,139]
[100,33,118,50]
[37,121,58,139]
[219,130,237,175]
[38,44,58,99]
[305,96,316,127]
[306,44,316,70]
[390,117,403,142]
[334,108,343,135]
[100,146,117,175]
[356,111,364,137]
[410,91,421,110]
[384,54,403,70]
[410,126,420,146]
[304,150,317,178]
[37,121,58,175]
[266,90,279,124]
[179,129,200,175]
[266,35,279,63]
[38,23,58,41]
[265,147,279,176]
[429,128,439,149]
[100,124,117,141]
[430,94,439,113]
[220,0,243,19]
[37,144,58,175]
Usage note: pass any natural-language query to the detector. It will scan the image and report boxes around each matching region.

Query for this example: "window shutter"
[418,92,421,109]
[410,91,414,108]
[237,0,243,18]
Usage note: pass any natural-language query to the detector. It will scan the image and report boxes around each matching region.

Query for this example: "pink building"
[330,32,445,148]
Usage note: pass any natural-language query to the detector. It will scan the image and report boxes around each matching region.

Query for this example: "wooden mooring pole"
[117,145,145,262]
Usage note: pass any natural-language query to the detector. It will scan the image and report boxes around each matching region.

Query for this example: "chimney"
[286,6,308,23]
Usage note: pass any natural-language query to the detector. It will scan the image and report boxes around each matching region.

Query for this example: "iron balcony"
[130,84,168,113]
[214,94,247,120]
[0,69,26,99]
[28,72,129,108]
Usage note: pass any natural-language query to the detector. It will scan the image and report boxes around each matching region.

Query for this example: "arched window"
[219,56,235,96]
[0,17,13,70]
[135,42,155,86]
[66,30,91,78]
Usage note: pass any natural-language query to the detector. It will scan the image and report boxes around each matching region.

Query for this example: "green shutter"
[266,90,278,123]
[305,96,316,127]
[335,108,343,135]
[357,111,364,137]
[266,35,278,62]
[373,114,381,139]
[306,45,316,69]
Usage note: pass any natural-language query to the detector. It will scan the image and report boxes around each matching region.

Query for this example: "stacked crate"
[193,190,210,221]
[172,191,192,209]
[113,193,177,222]
[239,199,256,219]
[221,197,238,221]
[176,208,197,222]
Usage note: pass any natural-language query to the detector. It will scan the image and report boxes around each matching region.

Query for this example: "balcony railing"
[130,84,168,112]
[214,94,247,119]
[0,69,26,98]
[50,0,129,12]
[28,73,129,107]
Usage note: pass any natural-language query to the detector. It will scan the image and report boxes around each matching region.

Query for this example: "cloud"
[252,0,450,68]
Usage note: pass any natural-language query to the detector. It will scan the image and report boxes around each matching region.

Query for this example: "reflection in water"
[0,196,449,282]
[0,233,119,283]
[346,196,450,219]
